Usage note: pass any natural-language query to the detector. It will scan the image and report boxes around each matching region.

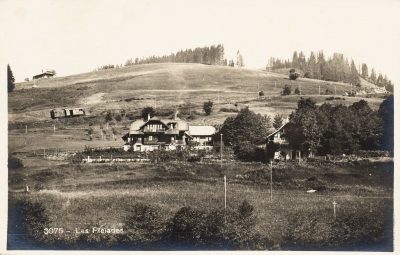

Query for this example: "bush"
[203,101,214,116]
[284,207,388,249]
[104,111,113,122]
[294,88,300,95]
[282,85,291,95]
[289,69,300,80]
[234,141,266,162]
[114,114,122,122]
[165,201,270,249]
[8,155,24,170]
[141,107,155,121]
[124,203,166,244]
[20,200,51,243]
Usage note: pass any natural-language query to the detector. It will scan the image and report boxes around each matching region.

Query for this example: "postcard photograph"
[3,0,397,252]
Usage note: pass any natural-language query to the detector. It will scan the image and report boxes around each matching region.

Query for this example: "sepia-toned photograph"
[3,0,397,252]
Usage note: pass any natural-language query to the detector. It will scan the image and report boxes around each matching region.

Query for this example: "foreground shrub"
[164,201,271,249]
[8,155,24,170]
[19,200,51,243]
[284,207,389,249]
[123,203,166,245]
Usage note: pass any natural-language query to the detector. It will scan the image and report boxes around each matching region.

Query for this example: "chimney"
[147,113,151,121]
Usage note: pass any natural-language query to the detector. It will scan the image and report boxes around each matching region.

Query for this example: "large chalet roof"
[188,125,216,136]
[129,119,146,133]
[137,116,189,131]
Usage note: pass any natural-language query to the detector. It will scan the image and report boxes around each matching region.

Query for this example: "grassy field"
[9,63,384,126]
[8,157,393,250]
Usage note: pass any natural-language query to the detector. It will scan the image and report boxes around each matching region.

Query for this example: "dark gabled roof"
[267,122,288,139]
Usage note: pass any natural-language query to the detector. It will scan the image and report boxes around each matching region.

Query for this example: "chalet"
[266,118,302,161]
[33,70,55,80]
[122,115,216,151]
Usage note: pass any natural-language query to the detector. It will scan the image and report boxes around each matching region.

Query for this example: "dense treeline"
[268,51,394,92]
[285,96,393,156]
[125,44,228,66]
[217,96,393,161]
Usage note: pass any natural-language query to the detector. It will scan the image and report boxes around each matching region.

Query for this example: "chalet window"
[149,136,153,141]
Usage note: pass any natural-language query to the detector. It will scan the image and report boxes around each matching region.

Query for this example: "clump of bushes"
[19,200,51,243]
[164,200,271,249]
[326,96,345,101]
[119,201,271,250]
[233,142,266,162]
[281,85,292,95]
[8,155,24,170]
[123,203,166,246]
[284,207,388,249]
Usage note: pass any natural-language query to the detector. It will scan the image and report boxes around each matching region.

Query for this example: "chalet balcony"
[143,127,166,133]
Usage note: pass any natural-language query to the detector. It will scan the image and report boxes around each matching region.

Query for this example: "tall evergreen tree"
[307,51,317,78]
[7,64,15,93]
[298,51,306,71]
[350,60,360,86]
[316,51,326,80]
[292,51,299,68]
[361,63,369,78]
[370,68,377,84]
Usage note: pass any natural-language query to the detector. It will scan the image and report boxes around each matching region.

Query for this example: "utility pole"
[220,133,223,168]
[53,124,56,135]
[334,85,337,95]
[274,80,277,89]
[319,85,321,95]
[270,161,273,201]
[217,91,220,104]
[25,125,28,134]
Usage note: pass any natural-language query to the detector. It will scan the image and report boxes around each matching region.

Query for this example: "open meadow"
[8,152,393,250]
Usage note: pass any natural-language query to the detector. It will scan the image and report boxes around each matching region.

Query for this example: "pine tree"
[236,51,244,67]
[370,68,377,84]
[307,51,317,78]
[316,51,326,80]
[298,51,306,71]
[292,51,299,68]
[7,64,15,93]
[361,63,369,78]
[376,73,384,87]
[350,60,360,86]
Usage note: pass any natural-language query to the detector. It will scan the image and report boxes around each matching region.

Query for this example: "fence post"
[224,175,227,209]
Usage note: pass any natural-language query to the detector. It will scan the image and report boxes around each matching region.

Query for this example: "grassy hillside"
[9,63,384,125]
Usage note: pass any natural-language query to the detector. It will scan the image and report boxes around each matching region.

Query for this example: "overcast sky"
[1,0,400,84]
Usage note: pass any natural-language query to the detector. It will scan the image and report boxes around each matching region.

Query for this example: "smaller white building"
[188,125,216,150]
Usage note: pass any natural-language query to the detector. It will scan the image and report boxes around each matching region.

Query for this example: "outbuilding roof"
[188,125,216,136]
